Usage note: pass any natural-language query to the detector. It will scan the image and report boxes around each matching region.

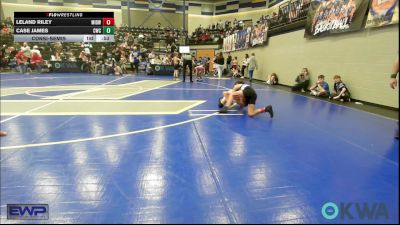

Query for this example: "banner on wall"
[235,29,246,50]
[365,0,399,28]
[304,0,370,38]
[251,22,269,46]
[245,27,252,49]
[223,33,235,52]
[223,27,252,52]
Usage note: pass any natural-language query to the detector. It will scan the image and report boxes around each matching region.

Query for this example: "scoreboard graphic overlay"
[14,12,115,43]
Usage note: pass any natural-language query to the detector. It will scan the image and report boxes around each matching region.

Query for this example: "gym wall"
[122,10,185,29]
[187,14,213,34]
[223,26,399,108]
[190,6,399,108]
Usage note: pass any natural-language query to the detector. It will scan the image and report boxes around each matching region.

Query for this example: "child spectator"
[310,74,330,98]
[231,56,239,77]
[292,68,310,92]
[330,75,351,102]
[172,53,181,81]
[266,73,279,85]
[194,59,205,82]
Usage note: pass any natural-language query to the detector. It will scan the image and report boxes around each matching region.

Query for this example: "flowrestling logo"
[321,202,389,220]
[7,204,49,220]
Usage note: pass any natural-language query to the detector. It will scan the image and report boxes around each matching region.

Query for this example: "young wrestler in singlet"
[219,81,274,118]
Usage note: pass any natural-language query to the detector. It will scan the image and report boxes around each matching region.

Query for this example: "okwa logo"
[321,202,389,220]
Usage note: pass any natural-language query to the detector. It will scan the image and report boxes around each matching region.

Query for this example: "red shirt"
[15,51,28,64]
[31,52,43,64]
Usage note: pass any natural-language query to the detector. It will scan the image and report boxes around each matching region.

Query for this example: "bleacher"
[116,26,185,50]
[1,27,181,64]
[189,28,224,45]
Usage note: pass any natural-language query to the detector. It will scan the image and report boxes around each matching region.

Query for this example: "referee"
[182,53,194,82]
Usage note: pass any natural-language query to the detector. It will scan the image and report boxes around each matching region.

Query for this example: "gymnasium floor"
[0,73,398,224]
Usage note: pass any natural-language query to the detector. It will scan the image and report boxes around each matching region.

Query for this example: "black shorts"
[243,86,257,106]
[174,64,180,70]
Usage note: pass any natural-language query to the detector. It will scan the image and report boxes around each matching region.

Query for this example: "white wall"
[226,26,399,108]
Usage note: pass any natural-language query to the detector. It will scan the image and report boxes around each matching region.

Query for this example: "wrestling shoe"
[219,107,228,114]
[218,97,224,108]
[265,105,274,118]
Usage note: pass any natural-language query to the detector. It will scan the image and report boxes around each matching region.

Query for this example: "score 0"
[102,18,114,26]
[102,18,114,35]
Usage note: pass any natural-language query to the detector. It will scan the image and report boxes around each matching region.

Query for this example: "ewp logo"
[7,204,49,220]
[322,202,388,220]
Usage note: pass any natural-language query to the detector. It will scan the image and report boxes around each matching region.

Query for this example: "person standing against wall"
[389,57,398,139]
[247,53,258,82]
